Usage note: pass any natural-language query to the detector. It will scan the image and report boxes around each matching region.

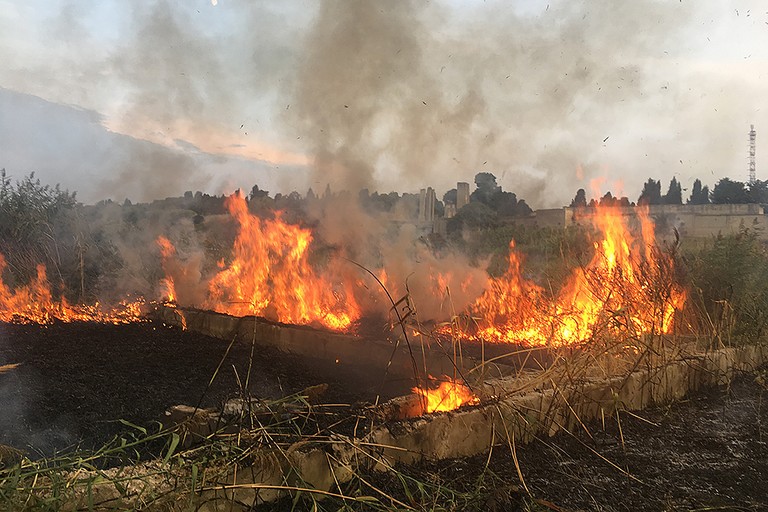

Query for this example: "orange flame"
[156,236,178,303]
[465,206,686,346]
[204,193,360,331]
[412,377,479,413]
[0,254,146,325]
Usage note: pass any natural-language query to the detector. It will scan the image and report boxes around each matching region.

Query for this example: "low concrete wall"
[193,340,767,509]
[156,306,488,380]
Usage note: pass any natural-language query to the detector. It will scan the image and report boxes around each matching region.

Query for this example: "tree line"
[570,177,768,208]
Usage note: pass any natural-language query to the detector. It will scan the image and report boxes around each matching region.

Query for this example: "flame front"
[205,193,360,330]
[467,206,686,346]
[2,194,686,344]
[413,377,479,413]
[0,254,145,324]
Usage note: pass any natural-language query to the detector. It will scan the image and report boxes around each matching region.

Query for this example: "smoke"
[304,193,487,321]
[5,1,766,205]
[282,0,703,205]
[0,361,77,458]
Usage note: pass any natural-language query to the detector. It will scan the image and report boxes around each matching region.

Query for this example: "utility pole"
[749,124,756,184]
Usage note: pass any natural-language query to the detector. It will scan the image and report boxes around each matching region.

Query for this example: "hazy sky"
[1,0,767,206]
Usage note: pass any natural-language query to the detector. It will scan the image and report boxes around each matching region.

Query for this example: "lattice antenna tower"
[749,124,756,184]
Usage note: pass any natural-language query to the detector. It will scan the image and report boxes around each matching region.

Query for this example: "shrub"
[684,229,768,341]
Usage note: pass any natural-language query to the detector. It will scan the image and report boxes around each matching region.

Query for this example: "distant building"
[457,182,470,210]
[419,187,436,223]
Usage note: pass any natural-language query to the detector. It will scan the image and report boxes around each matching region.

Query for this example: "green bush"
[0,169,78,287]
[684,229,768,341]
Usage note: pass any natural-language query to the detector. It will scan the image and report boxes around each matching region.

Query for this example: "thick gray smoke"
[283,0,700,205]
[303,193,488,322]
[5,1,765,205]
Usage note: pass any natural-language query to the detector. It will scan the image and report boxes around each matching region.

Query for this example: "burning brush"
[443,206,686,347]
[0,254,147,325]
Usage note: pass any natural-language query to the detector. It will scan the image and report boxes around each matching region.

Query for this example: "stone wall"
[542,204,768,239]
[157,307,487,381]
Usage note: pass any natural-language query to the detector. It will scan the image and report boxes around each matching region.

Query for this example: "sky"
[1,0,767,207]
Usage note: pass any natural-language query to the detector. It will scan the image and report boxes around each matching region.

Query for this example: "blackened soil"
[0,320,402,458]
[365,372,768,511]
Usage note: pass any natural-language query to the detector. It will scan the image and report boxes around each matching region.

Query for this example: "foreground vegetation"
[0,387,557,511]
[3,364,766,511]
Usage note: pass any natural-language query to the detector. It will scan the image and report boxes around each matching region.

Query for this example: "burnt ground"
[0,320,407,458]
[3,320,767,510]
[354,371,768,512]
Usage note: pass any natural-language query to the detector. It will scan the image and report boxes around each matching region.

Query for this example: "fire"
[464,206,686,346]
[200,193,360,330]
[413,377,479,413]
[0,254,146,325]
[156,236,178,303]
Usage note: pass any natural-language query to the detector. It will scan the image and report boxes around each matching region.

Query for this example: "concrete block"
[285,445,336,495]
[498,388,555,441]
[210,452,285,506]
[493,398,541,444]
[156,306,768,507]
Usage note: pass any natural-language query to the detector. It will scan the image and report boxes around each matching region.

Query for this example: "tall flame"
[205,193,360,330]
[467,206,686,346]
[2,193,686,347]
[156,236,178,303]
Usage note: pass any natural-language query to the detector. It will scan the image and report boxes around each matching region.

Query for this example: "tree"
[596,192,629,207]
[434,200,445,218]
[516,199,533,215]
[446,201,498,235]
[599,191,615,207]
[490,191,517,215]
[688,179,710,204]
[249,184,269,200]
[443,188,457,205]
[748,180,768,204]
[638,179,662,205]
[663,177,683,205]
[470,172,501,205]
[711,178,749,204]
[570,189,587,208]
